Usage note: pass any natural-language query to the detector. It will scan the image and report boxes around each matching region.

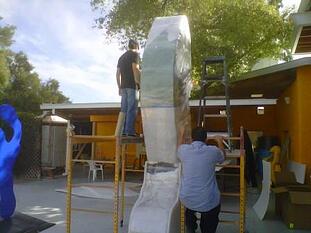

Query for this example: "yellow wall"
[190,106,278,136]
[276,65,311,183]
[297,66,311,171]
[90,115,142,166]
[276,80,300,160]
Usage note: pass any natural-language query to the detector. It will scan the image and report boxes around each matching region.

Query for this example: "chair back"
[87,160,96,170]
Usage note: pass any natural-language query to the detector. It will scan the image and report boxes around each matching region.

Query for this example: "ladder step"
[203,75,224,81]
[219,220,239,225]
[216,173,240,177]
[221,210,240,214]
[205,56,225,63]
[204,114,227,118]
[216,164,240,168]
[204,96,226,100]
[206,132,229,138]
[221,192,240,197]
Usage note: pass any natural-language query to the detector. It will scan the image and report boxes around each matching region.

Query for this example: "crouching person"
[178,127,225,233]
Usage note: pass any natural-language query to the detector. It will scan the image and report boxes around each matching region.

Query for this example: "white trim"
[189,99,276,106]
[41,98,277,111]
[40,102,121,110]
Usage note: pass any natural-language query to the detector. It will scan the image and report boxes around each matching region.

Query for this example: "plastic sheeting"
[128,15,192,233]
[253,160,271,220]
[128,163,180,233]
[141,15,192,164]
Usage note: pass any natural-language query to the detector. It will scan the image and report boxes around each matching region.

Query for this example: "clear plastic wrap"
[128,162,180,233]
[141,15,192,164]
[128,15,192,233]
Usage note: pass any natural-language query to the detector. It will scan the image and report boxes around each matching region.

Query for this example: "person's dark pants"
[185,204,221,233]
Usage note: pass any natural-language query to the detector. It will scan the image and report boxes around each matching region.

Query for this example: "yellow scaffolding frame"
[66,127,245,233]
[65,133,144,233]
[214,126,245,233]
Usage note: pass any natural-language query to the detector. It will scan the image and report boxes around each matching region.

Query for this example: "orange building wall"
[90,115,143,166]
[276,79,300,160]
[276,65,311,183]
[190,106,277,136]
[297,66,311,171]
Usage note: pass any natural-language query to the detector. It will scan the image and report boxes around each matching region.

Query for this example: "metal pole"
[91,122,96,160]
[65,120,71,174]
[180,203,185,233]
[113,137,121,233]
[239,126,245,233]
[120,144,127,227]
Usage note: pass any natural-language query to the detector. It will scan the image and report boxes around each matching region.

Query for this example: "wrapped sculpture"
[128,15,192,233]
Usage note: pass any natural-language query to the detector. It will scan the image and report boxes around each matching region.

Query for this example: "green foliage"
[40,78,70,104]
[2,52,70,114]
[91,0,294,90]
[4,52,43,114]
[0,17,15,49]
[0,51,10,93]
[0,17,15,95]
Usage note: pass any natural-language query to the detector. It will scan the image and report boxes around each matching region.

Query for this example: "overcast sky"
[0,0,302,103]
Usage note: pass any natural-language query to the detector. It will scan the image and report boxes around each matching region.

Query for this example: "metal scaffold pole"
[120,144,127,227]
[180,204,185,233]
[66,133,73,233]
[239,127,245,233]
[113,137,121,233]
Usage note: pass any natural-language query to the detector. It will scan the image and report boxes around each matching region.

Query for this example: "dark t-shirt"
[117,50,139,89]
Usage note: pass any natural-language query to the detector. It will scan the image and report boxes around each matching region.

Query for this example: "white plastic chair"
[87,161,104,182]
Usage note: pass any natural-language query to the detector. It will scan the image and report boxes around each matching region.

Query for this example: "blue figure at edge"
[0,104,22,219]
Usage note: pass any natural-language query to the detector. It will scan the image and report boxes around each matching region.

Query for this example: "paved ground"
[13,166,310,233]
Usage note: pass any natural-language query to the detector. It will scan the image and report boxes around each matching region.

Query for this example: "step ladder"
[197,56,233,148]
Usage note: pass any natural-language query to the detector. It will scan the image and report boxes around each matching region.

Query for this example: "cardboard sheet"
[288,161,306,184]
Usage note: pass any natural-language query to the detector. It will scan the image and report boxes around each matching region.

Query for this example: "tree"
[0,17,15,96]
[4,52,43,113]
[91,0,293,89]
[2,52,70,114]
[40,78,69,104]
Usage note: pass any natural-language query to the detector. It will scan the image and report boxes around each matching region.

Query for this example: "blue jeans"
[120,88,137,135]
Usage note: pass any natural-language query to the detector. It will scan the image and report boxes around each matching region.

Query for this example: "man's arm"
[132,62,141,89]
[116,67,121,96]
[214,136,226,162]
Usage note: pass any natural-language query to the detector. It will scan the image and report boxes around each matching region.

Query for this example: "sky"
[0,0,123,103]
[0,0,303,103]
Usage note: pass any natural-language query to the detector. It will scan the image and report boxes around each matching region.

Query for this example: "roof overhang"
[291,0,311,53]
[292,12,311,53]
[40,103,121,121]
[230,57,311,99]
[41,98,277,121]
